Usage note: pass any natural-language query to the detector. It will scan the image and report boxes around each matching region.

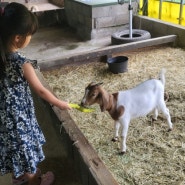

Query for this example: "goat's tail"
[159,68,166,86]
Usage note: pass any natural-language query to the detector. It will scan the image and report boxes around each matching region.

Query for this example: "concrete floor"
[0,25,111,185]
[22,25,111,68]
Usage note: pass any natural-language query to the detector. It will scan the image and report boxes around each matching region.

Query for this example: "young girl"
[0,2,71,185]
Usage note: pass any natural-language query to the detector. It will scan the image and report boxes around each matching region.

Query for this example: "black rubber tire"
[111,29,151,45]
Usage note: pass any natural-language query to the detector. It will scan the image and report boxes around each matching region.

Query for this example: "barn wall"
[65,0,138,40]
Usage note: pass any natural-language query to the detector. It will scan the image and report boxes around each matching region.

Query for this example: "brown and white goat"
[81,69,173,154]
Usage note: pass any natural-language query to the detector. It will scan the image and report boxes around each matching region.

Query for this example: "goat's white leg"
[160,102,173,130]
[152,108,158,120]
[112,121,120,142]
[120,120,129,154]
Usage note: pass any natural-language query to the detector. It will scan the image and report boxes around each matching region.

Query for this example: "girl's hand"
[56,100,72,110]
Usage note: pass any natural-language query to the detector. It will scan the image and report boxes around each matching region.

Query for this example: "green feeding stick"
[69,103,95,113]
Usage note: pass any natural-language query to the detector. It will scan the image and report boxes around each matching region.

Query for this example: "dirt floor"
[43,45,185,185]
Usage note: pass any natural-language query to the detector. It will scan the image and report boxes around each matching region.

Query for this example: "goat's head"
[81,82,109,112]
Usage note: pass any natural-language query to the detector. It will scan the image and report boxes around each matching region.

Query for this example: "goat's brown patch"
[108,93,125,120]
[110,105,125,121]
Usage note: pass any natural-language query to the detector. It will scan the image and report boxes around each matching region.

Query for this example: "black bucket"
[107,56,128,74]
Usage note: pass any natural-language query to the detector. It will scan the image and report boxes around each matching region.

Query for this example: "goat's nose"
[81,101,84,106]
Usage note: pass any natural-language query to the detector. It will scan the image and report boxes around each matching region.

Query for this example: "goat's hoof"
[164,92,170,102]
[167,128,173,132]
[112,137,119,142]
[151,117,157,122]
[119,151,126,155]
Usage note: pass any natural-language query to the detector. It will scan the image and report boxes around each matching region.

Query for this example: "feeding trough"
[107,56,128,74]
[111,0,151,45]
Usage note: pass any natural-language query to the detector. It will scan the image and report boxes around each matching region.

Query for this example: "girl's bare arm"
[23,62,71,110]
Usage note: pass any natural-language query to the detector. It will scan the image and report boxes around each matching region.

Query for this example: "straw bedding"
[43,45,185,185]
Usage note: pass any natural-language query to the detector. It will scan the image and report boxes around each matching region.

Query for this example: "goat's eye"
[91,93,96,97]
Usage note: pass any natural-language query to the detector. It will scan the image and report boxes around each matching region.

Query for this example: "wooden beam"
[39,35,177,70]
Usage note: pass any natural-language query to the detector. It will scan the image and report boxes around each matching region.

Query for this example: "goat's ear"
[89,82,96,86]
[89,82,103,87]
[96,82,103,86]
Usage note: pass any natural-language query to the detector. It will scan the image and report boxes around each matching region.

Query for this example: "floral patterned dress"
[0,52,46,178]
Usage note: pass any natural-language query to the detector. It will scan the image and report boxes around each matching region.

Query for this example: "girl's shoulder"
[7,52,26,65]
[7,52,38,68]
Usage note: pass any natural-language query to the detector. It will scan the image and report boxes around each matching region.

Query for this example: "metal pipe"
[129,0,133,39]
[179,0,184,25]
[118,0,132,38]
[142,0,148,16]
[159,0,163,19]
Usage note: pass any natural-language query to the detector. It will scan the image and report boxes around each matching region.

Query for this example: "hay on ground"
[43,45,185,185]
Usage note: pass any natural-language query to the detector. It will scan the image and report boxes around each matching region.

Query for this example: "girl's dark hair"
[0,2,38,79]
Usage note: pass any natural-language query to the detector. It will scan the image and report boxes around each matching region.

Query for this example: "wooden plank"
[36,70,119,185]
[57,109,119,185]
[39,35,177,70]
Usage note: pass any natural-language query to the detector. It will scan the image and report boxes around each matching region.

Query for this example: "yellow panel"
[139,0,185,26]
